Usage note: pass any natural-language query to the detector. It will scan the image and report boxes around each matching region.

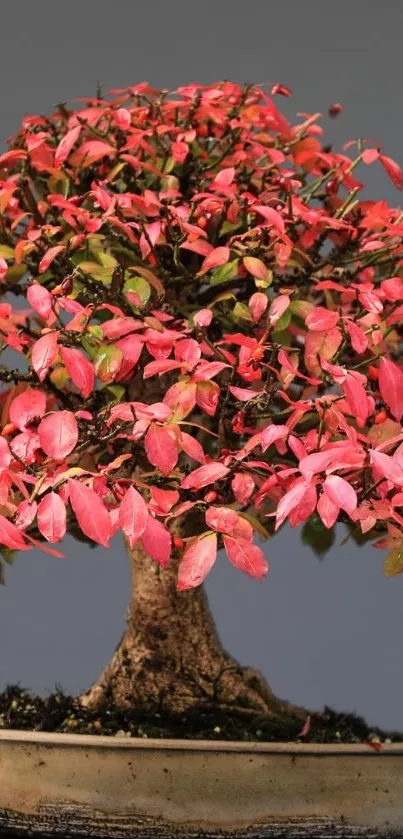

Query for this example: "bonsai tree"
[0,80,402,723]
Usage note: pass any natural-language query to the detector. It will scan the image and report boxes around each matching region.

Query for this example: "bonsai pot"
[1,729,403,838]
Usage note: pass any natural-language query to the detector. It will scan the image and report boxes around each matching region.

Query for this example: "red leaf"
[37,492,67,542]
[379,154,403,190]
[177,533,217,590]
[68,479,111,547]
[143,358,184,379]
[119,486,149,548]
[306,307,339,332]
[38,245,65,274]
[346,321,368,354]
[54,125,82,168]
[60,347,95,398]
[379,358,403,421]
[195,381,220,416]
[243,256,270,282]
[69,140,116,168]
[9,389,47,430]
[0,515,30,550]
[144,424,178,476]
[342,375,370,428]
[181,462,230,490]
[140,515,172,568]
[180,431,206,464]
[223,536,268,580]
[297,715,311,738]
[38,411,79,461]
[32,332,60,382]
[323,475,357,515]
[199,246,230,275]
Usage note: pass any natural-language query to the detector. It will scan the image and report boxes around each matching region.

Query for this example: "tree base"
[79,629,307,724]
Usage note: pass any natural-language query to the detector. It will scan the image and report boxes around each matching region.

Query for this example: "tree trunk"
[80,541,305,721]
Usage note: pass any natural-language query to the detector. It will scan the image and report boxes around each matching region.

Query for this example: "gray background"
[1,0,402,731]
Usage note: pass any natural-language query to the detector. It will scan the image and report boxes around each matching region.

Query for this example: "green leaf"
[233,302,252,321]
[219,220,243,236]
[302,516,335,558]
[94,344,123,383]
[238,512,271,541]
[124,275,151,306]
[0,245,14,259]
[210,259,239,285]
[384,542,403,577]
[273,309,292,332]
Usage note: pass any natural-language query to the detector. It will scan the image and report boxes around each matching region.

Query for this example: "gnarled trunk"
[80,541,305,721]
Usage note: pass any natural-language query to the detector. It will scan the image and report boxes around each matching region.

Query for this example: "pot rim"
[1,727,402,753]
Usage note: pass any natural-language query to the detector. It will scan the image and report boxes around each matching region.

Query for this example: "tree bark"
[80,540,305,721]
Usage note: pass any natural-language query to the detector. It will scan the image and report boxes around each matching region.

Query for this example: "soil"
[1,685,402,745]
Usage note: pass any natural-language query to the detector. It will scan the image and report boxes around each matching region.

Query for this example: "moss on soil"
[1,685,402,745]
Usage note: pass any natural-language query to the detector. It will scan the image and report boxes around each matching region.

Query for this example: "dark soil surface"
[1,685,403,745]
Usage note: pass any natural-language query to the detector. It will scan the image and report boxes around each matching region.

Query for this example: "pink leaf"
[174,338,201,368]
[177,533,217,590]
[15,500,37,530]
[27,283,54,321]
[140,515,172,568]
[275,481,310,530]
[119,485,149,548]
[248,292,268,322]
[9,389,47,430]
[144,424,178,476]
[68,479,111,547]
[38,411,79,461]
[32,332,60,382]
[223,536,268,580]
[288,481,317,527]
[379,358,403,421]
[194,308,213,327]
[205,506,240,534]
[370,450,403,487]
[181,462,230,490]
[317,492,339,529]
[231,472,255,505]
[60,347,95,398]
[268,294,290,327]
[37,492,67,542]
[260,424,289,453]
[323,475,357,515]
[346,320,368,354]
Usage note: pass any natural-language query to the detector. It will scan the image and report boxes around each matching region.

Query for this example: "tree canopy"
[0,80,402,586]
